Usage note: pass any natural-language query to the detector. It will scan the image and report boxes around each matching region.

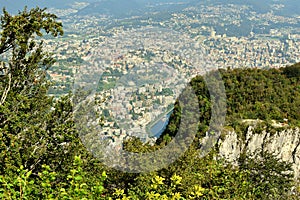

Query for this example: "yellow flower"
[160,194,168,200]
[189,185,206,199]
[113,188,124,197]
[152,175,165,185]
[146,191,160,199]
[171,192,181,200]
[170,174,182,185]
[150,184,158,189]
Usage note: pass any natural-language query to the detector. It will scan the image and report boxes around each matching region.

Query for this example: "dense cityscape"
[40,1,300,147]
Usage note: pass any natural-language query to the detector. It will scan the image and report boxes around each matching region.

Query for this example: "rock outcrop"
[217,126,300,178]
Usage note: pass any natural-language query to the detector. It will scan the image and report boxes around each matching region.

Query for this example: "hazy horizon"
[1,0,299,15]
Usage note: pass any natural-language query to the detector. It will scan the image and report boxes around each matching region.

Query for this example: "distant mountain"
[0,0,193,17]
[0,0,79,13]
[203,0,300,16]
[73,0,299,18]
[75,0,194,17]
[1,0,298,17]
[76,0,144,17]
[277,0,300,16]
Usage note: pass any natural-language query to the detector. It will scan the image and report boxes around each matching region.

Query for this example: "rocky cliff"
[217,126,300,178]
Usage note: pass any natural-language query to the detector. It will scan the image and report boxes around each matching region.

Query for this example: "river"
[150,111,172,138]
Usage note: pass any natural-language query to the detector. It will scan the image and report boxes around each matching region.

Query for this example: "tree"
[283,63,300,79]
[0,7,84,179]
[0,7,63,104]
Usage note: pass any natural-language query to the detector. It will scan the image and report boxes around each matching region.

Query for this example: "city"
[40,1,300,148]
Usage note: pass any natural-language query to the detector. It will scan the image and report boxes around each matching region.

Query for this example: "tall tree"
[0,7,82,177]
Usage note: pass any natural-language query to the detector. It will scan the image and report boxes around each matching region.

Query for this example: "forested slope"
[123,63,300,199]
[160,63,300,143]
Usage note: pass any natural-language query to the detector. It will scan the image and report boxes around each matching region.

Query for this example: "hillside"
[122,63,300,199]
[76,0,144,17]
[159,62,300,143]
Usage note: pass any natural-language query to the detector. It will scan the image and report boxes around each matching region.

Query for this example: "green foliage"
[159,64,300,142]
[220,67,300,126]
[283,63,300,79]
[0,7,66,175]
[123,65,300,199]
[108,150,293,199]
[238,151,294,199]
[0,156,107,200]
[0,165,36,199]
[0,6,106,198]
